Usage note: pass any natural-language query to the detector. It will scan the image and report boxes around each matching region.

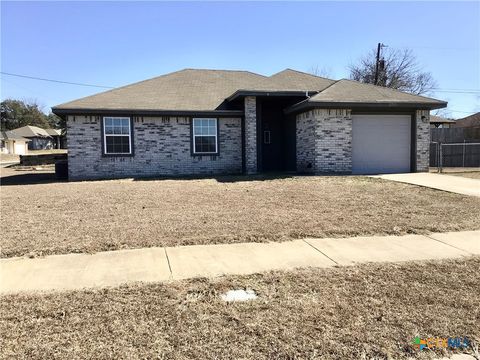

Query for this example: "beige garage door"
[352,114,411,174]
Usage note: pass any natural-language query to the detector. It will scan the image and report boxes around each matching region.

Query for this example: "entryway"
[258,98,301,172]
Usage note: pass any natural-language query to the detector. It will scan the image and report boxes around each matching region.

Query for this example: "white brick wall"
[67,115,242,180]
[296,109,352,173]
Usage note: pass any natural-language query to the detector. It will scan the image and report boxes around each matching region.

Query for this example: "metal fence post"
[439,143,443,173]
[463,140,466,167]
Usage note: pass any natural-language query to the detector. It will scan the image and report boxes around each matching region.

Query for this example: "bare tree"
[349,48,437,95]
[308,65,333,79]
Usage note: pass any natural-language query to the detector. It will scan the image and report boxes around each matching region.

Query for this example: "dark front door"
[261,101,285,172]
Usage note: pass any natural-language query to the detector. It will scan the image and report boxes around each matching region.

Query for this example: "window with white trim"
[103,117,132,155]
[192,118,218,154]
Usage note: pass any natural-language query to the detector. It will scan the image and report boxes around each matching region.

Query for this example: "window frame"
[102,116,133,156]
[191,118,219,155]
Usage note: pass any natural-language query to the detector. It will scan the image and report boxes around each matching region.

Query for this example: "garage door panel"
[352,115,411,174]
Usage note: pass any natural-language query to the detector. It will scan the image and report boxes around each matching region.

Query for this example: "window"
[103,117,132,155]
[192,118,218,154]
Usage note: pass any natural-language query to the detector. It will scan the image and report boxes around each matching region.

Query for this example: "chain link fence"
[430,141,480,172]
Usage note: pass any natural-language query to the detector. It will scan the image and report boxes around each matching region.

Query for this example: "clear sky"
[1,1,479,118]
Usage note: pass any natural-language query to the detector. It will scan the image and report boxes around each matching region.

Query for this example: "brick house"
[52,69,446,180]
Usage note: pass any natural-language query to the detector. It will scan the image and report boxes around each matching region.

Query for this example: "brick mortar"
[244,96,257,174]
[297,109,352,173]
[67,115,242,180]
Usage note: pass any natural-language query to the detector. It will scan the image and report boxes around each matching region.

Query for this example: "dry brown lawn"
[0,153,19,162]
[1,169,480,258]
[1,257,479,359]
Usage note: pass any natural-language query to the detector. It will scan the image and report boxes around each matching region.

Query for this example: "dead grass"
[1,257,479,359]
[0,153,19,162]
[28,149,67,155]
[1,171,480,258]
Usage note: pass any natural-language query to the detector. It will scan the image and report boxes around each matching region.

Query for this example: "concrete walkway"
[372,173,480,197]
[1,230,479,295]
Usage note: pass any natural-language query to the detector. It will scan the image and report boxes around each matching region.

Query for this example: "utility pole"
[374,43,386,85]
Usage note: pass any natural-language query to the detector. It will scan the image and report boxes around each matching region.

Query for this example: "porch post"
[244,96,257,174]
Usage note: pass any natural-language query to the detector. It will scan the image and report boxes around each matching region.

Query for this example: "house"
[52,68,447,180]
[0,130,30,155]
[10,125,53,150]
[45,128,66,149]
[430,115,455,128]
[453,112,480,128]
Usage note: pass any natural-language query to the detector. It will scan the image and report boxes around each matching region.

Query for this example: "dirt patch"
[1,257,479,359]
[1,173,480,258]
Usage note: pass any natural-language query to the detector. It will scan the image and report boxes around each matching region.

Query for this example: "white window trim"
[192,118,218,154]
[103,116,132,155]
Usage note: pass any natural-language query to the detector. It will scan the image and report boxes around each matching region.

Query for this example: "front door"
[261,101,284,172]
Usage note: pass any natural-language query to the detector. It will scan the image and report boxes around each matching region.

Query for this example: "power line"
[447,109,478,114]
[0,72,114,89]
[1,71,479,95]
[433,90,480,94]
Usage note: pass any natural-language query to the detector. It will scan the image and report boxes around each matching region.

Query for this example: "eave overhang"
[284,100,448,115]
[51,108,245,118]
[226,90,318,102]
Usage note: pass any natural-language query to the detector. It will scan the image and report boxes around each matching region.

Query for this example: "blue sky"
[1,1,479,118]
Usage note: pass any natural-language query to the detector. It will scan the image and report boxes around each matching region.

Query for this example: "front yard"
[1,169,480,258]
[1,257,479,359]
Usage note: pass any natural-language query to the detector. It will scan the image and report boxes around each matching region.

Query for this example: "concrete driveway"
[372,173,480,197]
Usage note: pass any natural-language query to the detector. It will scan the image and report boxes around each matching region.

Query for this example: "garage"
[352,114,412,174]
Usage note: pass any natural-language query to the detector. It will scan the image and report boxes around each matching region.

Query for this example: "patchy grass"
[1,171,480,258]
[1,257,479,359]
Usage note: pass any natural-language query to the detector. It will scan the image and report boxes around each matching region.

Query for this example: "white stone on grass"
[221,289,257,302]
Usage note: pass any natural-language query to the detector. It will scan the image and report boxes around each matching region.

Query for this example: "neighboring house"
[10,126,53,150]
[0,130,30,155]
[52,68,447,180]
[45,128,66,149]
[453,112,480,128]
[430,115,455,128]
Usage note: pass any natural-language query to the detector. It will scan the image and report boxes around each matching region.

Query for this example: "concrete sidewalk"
[1,230,479,294]
[372,173,480,197]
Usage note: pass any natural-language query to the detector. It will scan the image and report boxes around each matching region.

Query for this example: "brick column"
[415,110,430,172]
[244,96,257,174]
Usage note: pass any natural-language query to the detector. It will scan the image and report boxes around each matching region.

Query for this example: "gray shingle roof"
[10,126,51,138]
[269,69,335,90]
[45,128,62,136]
[52,68,447,113]
[307,79,446,105]
[0,130,30,141]
[54,69,272,112]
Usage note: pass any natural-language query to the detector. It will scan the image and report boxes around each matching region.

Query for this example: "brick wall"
[296,109,352,173]
[67,116,242,180]
[297,108,430,174]
[244,96,257,174]
[415,110,430,172]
